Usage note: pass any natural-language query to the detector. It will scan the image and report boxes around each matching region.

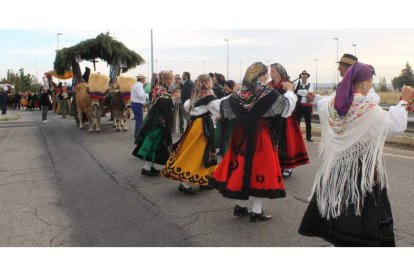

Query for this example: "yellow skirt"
[161,118,217,185]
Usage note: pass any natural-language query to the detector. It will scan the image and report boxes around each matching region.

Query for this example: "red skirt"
[209,119,286,200]
[278,116,310,169]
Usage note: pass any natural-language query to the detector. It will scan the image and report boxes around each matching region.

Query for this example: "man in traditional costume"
[299,63,413,246]
[132,71,174,177]
[162,74,221,195]
[268,63,310,179]
[294,70,315,142]
[209,62,297,222]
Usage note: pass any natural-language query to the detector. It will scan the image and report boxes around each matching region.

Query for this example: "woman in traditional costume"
[161,74,221,195]
[209,62,297,223]
[132,70,174,177]
[268,63,310,178]
[298,63,413,246]
[214,80,237,156]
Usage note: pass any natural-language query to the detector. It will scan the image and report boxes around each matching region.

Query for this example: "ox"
[108,83,131,132]
[75,82,105,133]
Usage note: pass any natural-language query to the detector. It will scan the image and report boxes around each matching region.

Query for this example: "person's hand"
[401,85,414,103]
[282,81,294,92]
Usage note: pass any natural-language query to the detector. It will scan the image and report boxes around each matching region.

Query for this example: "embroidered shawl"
[311,94,390,219]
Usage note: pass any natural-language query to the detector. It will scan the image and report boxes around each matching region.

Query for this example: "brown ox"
[75,83,104,132]
[108,83,131,132]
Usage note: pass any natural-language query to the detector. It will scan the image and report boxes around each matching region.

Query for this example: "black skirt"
[298,184,395,247]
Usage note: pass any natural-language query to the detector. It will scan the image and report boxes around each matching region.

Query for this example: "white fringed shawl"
[310,95,390,219]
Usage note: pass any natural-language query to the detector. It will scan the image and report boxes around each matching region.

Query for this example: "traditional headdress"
[334,62,375,116]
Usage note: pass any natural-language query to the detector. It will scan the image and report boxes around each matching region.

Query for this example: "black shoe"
[141,168,159,177]
[199,184,214,191]
[307,138,314,142]
[233,205,250,217]
[250,212,272,223]
[178,183,196,195]
[150,167,160,174]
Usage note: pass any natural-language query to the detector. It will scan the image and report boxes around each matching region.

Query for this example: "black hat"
[299,70,310,78]
[337,53,358,66]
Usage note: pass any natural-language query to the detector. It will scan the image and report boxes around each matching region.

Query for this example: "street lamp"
[35,60,38,82]
[224,39,229,80]
[352,43,357,56]
[238,60,242,85]
[57,32,63,51]
[314,58,318,93]
[333,37,339,85]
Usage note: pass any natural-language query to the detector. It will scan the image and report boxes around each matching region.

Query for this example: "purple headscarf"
[334,62,375,116]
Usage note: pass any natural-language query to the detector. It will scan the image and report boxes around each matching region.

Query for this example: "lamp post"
[314,58,318,93]
[238,60,242,85]
[224,39,229,80]
[57,33,63,51]
[352,43,357,56]
[333,37,339,85]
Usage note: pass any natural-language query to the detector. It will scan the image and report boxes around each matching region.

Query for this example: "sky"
[1,29,414,87]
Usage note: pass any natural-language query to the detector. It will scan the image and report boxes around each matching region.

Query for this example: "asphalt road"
[1,110,413,247]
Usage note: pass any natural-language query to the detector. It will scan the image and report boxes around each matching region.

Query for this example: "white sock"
[251,197,263,214]
[180,182,191,189]
[143,161,152,171]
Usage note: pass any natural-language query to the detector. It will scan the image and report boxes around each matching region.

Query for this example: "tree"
[378,77,389,92]
[392,62,414,90]
[1,69,40,92]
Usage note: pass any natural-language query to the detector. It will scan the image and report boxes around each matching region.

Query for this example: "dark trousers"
[131,102,144,139]
[172,103,184,133]
[295,104,313,140]
[41,105,48,121]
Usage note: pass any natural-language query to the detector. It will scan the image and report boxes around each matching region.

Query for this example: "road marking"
[384,152,414,160]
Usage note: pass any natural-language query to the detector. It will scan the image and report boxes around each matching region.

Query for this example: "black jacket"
[40,92,51,106]
[180,79,193,104]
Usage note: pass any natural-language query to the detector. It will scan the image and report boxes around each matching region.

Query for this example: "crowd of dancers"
[130,54,413,247]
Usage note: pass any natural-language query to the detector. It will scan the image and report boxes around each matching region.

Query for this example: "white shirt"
[184,98,221,122]
[317,98,408,138]
[131,81,146,104]
[295,82,314,104]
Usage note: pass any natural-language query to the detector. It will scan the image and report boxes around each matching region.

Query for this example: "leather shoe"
[141,168,159,177]
[250,212,272,223]
[150,167,160,174]
[233,205,250,217]
[178,183,196,195]
[307,138,314,142]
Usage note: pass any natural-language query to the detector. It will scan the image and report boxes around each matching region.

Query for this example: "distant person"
[59,86,69,118]
[181,72,194,125]
[169,74,184,134]
[0,87,7,115]
[211,73,226,99]
[337,53,380,104]
[14,91,21,110]
[131,74,148,140]
[299,63,413,246]
[40,86,52,122]
[294,70,315,142]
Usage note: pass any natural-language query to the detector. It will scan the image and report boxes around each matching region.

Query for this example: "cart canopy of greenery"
[54,32,144,82]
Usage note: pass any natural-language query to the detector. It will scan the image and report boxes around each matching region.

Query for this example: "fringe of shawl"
[310,108,390,220]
